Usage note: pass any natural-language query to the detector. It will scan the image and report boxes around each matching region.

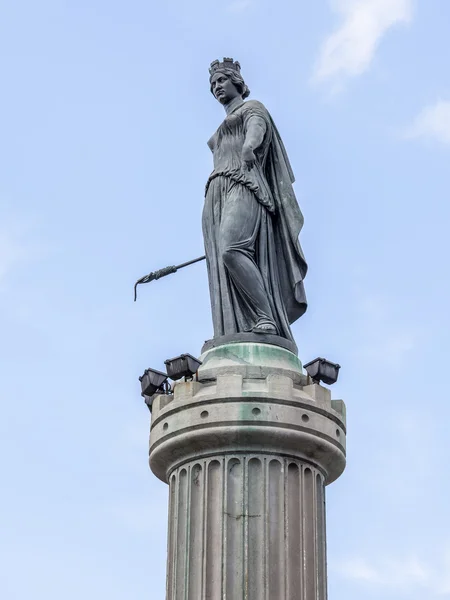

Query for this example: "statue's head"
[209,58,250,105]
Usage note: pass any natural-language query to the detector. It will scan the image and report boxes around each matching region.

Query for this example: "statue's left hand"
[242,144,256,171]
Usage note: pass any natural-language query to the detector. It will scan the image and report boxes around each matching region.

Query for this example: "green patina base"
[201,332,298,355]
[201,341,302,368]
[198,341,304,384]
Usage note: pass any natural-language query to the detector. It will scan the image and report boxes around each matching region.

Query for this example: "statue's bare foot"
[252,321,277,335]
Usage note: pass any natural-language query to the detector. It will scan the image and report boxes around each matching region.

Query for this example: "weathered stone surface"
[197,341,307,385]
[166,456,327,600]
[303,382,332,405]
[149,342,346,599]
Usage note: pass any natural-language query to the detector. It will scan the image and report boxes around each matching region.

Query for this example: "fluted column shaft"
[148,343,346,600]
[166,455,327,600]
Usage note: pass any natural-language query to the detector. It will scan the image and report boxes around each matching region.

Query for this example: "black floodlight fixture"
[139,367,169,398]
[164,353,202,381]
[304,357,341,386]
[143,395,154,413]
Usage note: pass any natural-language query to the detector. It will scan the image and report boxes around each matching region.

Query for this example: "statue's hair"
[209,68,250,100]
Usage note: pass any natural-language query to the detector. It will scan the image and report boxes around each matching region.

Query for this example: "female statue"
[203,58,307,344]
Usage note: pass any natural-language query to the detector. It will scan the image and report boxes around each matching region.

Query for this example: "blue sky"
[1,0,450,598]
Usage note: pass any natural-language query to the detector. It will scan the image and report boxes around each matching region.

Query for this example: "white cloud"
[227,0,254,13]
[336,552,450,596]
[405,100,450,145]
[312,0,413,89]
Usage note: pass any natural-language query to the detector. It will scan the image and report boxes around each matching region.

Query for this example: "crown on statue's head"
[209,57,241,76]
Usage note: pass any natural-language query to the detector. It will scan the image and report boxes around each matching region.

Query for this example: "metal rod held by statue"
[134,255,206,301]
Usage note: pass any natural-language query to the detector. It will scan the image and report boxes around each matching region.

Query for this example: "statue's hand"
[242,144,256,171]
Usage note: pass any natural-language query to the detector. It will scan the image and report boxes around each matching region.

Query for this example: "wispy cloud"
[227,0,254,13]
[0,219,41,287]
[336,552,450,596]
[405,100,450,145]
[312,0,413,90]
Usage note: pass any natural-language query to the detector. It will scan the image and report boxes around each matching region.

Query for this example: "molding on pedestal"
[149,343,346,486]
[201,332,298,355]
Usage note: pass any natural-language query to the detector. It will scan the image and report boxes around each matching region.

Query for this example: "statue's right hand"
[242,144,256,171]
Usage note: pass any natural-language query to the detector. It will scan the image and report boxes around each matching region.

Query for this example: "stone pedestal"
[149,343,346,600]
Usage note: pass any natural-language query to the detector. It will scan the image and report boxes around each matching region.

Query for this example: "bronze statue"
[203,58,307,344]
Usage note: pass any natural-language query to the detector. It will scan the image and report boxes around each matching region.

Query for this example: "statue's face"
[210,72,241,104]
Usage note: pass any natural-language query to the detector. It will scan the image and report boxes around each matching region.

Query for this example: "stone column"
[149,343,346,600]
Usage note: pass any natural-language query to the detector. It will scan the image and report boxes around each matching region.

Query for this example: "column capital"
[149,342,346,486]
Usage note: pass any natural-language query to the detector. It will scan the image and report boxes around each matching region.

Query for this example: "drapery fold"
[202,100,307,341]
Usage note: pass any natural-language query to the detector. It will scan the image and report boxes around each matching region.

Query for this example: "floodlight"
[139,367,169,397]
[164,353,202,381]
[304,357,341,386]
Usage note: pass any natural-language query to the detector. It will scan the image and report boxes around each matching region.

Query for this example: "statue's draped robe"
[202,100,307,342]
